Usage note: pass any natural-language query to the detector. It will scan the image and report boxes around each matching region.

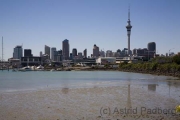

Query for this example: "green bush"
[172,55,180,64]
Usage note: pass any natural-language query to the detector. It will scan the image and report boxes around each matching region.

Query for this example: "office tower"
[147,42,156,58]
[93,44,99,58]
[70,53,73,60]
[78,52,83,58]
[45,45,50,59]
[62,39,69,60]
[126,7,132,55]
[99,50,105,57]
[83,49,87,58]
[116,49,121,57]
[24,49,32,57]
[133,49,137,55]
[117,49,121,53]
[54,50,63,62]
[106,50,113,57]
[40,51,43,57]
[72,48,77,57]
[147,42,156,53]
[13,45,23,59]
[51,47,56,61]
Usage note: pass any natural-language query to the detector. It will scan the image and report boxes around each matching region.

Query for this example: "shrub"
[172,55,180,64]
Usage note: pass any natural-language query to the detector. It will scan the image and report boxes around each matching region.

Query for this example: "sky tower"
[126,6,132,55]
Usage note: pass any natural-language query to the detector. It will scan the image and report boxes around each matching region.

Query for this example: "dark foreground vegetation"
[119,55,180,78]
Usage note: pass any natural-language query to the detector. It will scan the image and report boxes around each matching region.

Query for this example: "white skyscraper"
[13,45,23,59]
[51,47,56,61]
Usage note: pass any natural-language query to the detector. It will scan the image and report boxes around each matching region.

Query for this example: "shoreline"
[9,66,180,79]
[68,67,180,78]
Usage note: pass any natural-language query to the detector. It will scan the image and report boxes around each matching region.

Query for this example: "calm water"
[0,70,180,93]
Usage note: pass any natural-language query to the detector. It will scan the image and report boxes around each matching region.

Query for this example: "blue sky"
[0,0,180,60]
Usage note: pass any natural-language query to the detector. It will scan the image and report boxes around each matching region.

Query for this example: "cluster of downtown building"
[11,38,156,67]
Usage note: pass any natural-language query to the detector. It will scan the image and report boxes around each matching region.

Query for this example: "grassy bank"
[118,55,180,78]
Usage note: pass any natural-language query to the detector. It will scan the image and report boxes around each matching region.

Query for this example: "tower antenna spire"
[128,4,130,20]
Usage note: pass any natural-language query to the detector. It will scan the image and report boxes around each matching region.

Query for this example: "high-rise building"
[40,51,43,57]
[54,50,63,62]
[117,49,121,53]
[106,50,113,57]
[62,39,69,60]
[99,50,105,57]
[147,42,156,59]
[13,45,23,59]
[51,47,56,61]
[126,7,132,55]
[24,49,32,57]
[45,45,50,59]
[83,49,87,58]
[93,44,99,58]
[78,52,83,58]
[72,48,77,57]
[70,53,73,60]
[147,42,156,53]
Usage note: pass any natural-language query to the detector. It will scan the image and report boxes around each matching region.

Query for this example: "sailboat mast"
[2,37,3,71]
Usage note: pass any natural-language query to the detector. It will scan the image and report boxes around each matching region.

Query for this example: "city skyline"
[0,0,180,60]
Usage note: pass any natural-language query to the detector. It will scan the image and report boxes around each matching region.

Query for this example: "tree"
[172,55,180,64]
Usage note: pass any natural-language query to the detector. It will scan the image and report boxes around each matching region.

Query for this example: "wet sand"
[0,84,180,120]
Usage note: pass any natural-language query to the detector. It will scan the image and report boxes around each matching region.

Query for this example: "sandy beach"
[0,84,180,120]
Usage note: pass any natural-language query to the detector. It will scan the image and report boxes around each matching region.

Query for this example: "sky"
[0,0,180,60]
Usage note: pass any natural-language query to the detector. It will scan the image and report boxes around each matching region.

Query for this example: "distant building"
[8,58,21,68]
[147,42,156,56]
[178,52,180,56]
[121,48,128,57]
[133,49,137,55]
[99,50,105,57]
[51,47,56,61]
[160,54,165,57]
[116,49,121,57]
[40,51,43,57]
[133,48,148,57]
[169,52,175,57]
[96,57,116,65]
[106,50,113,57]
[113,52,120,57]
[21,56,42,67]
[166,53,168,57]
[13,45,23,59]
[83,49,87,58]
[45,45,50,59]
[93,44,99,58]
[62,39,69,60]
[72,58,96,66]
[117,49,121,53]
[54,50,63,62]
[78,52,83,59]
[24,49,32,57]
[72,48,77,57]
[70,53,73,60]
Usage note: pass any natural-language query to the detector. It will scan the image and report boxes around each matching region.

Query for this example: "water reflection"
[148,84,157,92]
[127,84,132,108]
[167,81,180,88]
[62,88,69,94]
